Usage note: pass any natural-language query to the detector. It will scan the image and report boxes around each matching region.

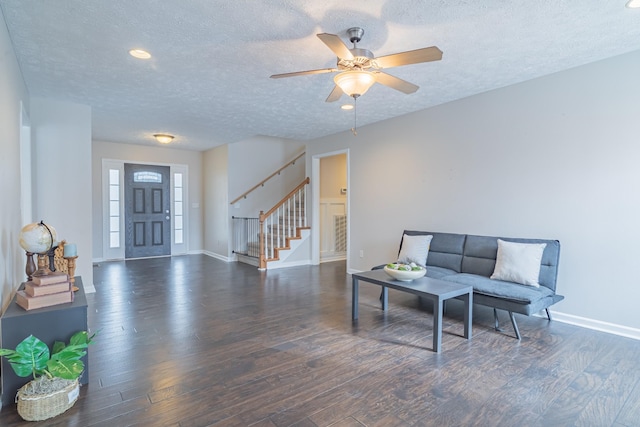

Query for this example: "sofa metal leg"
[508,311,521,340]
[545,308,552,321]
[493,308,503,332]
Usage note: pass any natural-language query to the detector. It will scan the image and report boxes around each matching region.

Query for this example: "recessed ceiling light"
[129,49,151,59]
[153,134,174,144]
[626,0,640,8]
[341,104,354,110]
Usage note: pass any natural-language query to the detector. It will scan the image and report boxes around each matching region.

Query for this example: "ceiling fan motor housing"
[337,48,375,70]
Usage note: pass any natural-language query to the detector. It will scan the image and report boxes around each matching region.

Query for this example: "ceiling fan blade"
[317,33,354,60]
[270,68,337,79]
[374,72,419,94]
[375,46,443,69]
[325,85,343,103]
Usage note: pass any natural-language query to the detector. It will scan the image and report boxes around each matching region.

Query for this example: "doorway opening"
[311,150,350,270]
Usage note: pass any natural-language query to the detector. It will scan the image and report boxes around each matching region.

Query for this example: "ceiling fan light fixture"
[341,104,354,110]
[626,0,640,7]
[334,70,376,98]
[153,133,174,144]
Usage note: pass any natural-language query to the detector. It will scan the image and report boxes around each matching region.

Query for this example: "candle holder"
[65,255,79,291]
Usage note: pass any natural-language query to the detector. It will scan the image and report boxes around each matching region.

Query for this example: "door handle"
[166,216,170,220]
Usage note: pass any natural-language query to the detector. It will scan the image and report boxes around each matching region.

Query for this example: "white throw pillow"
[397,234,433,267]
[490,239,546,287]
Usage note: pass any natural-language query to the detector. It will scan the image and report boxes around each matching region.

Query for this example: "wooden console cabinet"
[0,277,88,406]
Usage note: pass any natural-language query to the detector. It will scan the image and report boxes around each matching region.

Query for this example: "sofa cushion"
[403,231,466,272]
[442,273,554,304]
[425,266,458,280]
[460,235,499,277]
[397,234,433,267]
[490,239,546,287]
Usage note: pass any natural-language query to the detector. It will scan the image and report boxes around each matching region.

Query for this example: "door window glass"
[134,171,162,183]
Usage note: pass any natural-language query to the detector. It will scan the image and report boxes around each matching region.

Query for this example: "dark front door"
[124,164,171,258]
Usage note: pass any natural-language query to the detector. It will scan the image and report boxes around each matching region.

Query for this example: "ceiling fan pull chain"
[351,97,358,136]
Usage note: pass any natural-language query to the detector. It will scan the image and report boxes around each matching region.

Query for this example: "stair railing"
[230,151,305,205]
[258,177,310,269]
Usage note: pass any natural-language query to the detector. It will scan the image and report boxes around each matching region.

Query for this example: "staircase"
[258,178,310,269]
[232,177,310,270]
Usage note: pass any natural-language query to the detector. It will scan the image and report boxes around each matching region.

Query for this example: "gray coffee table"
[352,269,473,353]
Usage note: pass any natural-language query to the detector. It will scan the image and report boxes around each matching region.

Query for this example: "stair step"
[267,225,298,235]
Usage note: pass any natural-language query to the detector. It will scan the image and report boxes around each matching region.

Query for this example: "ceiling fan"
[270,27,443,102]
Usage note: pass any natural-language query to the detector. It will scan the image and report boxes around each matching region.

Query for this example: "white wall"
[306,49,640,332]
[0,7,30,312]
[320,154,347,199]
[203,144,229,257]
[228,136,305,218]
[91,140,203,259]
[30,98,93,288]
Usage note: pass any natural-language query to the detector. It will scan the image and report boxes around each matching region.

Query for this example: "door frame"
[101,159,189,260]
[311,149,350,272]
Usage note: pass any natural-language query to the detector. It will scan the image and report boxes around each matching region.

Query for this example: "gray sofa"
[379,230,564,339]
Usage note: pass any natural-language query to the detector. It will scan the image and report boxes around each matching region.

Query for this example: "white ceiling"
[2,1,639,151]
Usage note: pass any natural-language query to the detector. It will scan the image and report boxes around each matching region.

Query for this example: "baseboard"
[266,259,312,270]
[320,255,347,263]
[202,251,232,262]
[548,311,640,341]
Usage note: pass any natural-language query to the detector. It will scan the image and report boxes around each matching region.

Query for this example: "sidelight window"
[109,169,120,248]
[174,172,184,244]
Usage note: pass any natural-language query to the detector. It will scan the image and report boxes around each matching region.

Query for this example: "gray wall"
[306,49,640,332]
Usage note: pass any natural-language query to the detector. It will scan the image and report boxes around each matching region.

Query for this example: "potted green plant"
[0,330,95,421]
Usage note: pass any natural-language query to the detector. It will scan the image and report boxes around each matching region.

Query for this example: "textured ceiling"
[2,1,640,151]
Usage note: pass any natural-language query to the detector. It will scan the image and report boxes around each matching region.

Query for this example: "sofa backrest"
[401,230,561,292]
[461,234,561,292]
[402,230,466,273]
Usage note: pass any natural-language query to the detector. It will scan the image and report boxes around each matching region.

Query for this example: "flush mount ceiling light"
[153,134,174,144]
[129,49,151,59]
[341,104,354,110]
[627,0,640,7]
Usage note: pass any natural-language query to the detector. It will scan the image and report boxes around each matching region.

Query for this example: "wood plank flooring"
[1,255,639,426]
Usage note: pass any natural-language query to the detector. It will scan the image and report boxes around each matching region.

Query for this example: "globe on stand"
[18,221,57,280]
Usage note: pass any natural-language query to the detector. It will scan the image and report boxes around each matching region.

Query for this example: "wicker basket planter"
[16,378,80,421]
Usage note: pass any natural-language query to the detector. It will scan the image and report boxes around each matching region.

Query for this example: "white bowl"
[383,266,426,281]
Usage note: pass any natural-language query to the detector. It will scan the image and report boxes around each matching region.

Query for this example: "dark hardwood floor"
[1,255,639,426]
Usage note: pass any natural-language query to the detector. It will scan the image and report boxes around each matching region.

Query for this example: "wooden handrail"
[230,151,306,205]
[260,177,310,221]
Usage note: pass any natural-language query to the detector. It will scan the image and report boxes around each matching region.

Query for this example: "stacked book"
[16,272,73,311]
